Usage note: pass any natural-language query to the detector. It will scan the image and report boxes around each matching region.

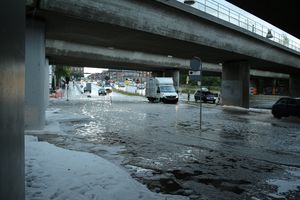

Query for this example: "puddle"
[267,168,300,198]
[197,178,251,194]
[171,169,198,180]
[145,178,184,195]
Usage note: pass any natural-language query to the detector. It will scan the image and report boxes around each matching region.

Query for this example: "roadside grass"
[112,88,142,96]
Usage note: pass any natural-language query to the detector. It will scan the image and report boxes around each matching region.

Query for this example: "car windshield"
[276,98,288,105]
[160,86,176,92]
[201,91,213,95]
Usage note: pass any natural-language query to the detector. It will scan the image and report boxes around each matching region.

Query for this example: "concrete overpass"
[25,0,300,70]
[2,0,300,199]
[26,0,300,119]
[46,39,290,80]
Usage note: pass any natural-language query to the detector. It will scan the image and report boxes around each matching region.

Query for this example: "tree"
[55,65,71,87]
[202,76,221,86]
[71,71,84,79]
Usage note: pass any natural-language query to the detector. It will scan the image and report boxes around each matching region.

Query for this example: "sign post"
[66,77,70,101]
[189,57,202,130]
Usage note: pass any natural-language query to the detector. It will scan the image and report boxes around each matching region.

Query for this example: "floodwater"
[33,84,300,199]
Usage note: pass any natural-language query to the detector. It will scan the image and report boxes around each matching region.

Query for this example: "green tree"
[71,71,84,79]
[55,65,71,87]
[202,76,221,86]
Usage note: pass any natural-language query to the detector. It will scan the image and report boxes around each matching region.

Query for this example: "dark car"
[194,90,217,103]
[271,97,300,119]
[98,87,107,96]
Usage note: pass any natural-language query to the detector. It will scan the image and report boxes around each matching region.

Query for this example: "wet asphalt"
[34,84,300,200]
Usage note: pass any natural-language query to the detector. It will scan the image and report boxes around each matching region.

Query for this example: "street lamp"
[184,0,196,5]
[266,29,273,39]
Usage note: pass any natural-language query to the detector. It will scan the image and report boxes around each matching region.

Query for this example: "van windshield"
[160,85,176,92]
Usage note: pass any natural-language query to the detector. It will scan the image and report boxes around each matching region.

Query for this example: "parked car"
[98,87,107,96]
[271,97,300,119]
[194,90,217,103]
[84,83,92,93]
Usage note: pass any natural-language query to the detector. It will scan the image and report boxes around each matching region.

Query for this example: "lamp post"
[266,29,273,39]
[184,0,196,5]
[66,84,69,101]
[66,76,70,101]
[189,57,202,130]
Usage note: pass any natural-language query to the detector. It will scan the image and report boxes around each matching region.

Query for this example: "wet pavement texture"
[32,84,300,200]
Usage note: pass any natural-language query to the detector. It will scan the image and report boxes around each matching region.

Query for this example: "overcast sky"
[182,0,299,41]
[84,67,107,74]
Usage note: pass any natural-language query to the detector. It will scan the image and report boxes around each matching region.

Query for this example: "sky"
[84,67,107,75]
[180,0,299,42]
[220,0,298,41]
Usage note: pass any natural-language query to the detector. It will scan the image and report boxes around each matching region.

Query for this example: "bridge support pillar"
[289,74,300,97]
[222,61,250,108]
[0,1,25,199]
[45,58,50,107]
[171,70,180,91]
[25,19,46,130]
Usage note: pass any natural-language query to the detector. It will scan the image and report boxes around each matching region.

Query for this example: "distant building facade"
[91,69,152,82]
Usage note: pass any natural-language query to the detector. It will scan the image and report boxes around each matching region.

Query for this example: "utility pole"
[66,76,70,101]
[189,57,202,129]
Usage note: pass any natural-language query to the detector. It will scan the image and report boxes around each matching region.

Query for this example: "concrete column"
[171,70,180,91]
[153,70,180,91]
[222,61,250,108]
[0,0,25,199]
[25,19,46,130]
[45,59,50,107]
[289,73,300,97]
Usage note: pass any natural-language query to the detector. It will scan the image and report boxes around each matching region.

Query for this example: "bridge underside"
[25,0,300,119]
[27,9,299,75]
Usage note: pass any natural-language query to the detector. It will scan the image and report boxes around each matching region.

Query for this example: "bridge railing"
[178,0,300,52]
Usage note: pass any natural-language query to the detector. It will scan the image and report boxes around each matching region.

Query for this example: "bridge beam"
[222,61,250,108]
[289,74,300,97]
[25,19,47,130]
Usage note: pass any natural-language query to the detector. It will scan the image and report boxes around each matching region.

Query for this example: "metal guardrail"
[178,0,300,52]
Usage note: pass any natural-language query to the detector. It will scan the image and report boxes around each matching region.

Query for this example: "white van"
[145,77,178,104]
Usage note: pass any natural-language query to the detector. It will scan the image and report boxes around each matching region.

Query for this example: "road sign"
[189,70,201,76]
[189,57,203,130]
[189,70,201,81]
[189,57,202,81]
[190,57,202,71]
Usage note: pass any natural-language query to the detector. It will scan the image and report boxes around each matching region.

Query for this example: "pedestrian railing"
[178,0,300,52]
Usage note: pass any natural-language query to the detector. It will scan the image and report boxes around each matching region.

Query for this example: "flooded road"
[33,84,300,199]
